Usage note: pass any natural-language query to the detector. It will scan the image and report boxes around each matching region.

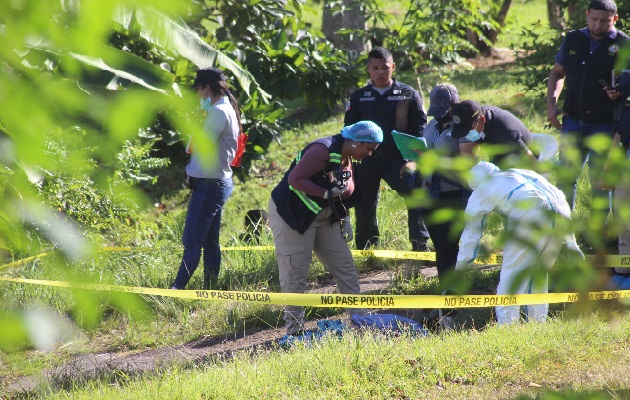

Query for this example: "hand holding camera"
[323,186,346,199]
[324,169,351,199]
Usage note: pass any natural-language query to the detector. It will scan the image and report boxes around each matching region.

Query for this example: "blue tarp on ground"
[351,313,429,337]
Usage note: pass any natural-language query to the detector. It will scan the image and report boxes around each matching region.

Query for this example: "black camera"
[331,170,351,189]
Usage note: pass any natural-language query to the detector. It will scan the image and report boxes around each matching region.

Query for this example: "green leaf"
[114,6,270,101]
[585,133,615,152]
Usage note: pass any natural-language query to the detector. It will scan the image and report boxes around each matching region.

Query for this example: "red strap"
[230,133,248,167]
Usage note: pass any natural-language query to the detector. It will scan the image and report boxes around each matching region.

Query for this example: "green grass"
[34,313,630,399]
[2,1,630,397]
[498,0,556,49]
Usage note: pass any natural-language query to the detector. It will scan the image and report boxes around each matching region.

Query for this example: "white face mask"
[464,118,485,142]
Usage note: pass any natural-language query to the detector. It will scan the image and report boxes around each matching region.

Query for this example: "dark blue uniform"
[554,28,629,214]
[344,79,428,250]
[460,106,533,166]
[559,28,629,124]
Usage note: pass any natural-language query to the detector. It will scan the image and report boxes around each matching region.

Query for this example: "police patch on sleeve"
[609,44,620,54]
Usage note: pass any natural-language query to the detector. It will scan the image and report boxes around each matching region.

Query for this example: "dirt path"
[6,269,438,396]
[4,50,522,398]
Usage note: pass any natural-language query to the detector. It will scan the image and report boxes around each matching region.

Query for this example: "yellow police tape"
[224,247,629,267]
[1,276,629,309]
[1,247,629,270]
[0,252,52,270]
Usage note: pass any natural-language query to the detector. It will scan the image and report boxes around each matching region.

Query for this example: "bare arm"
[547,62,566,130]
[288,144,354,199]
[288,144,330,197]
[517,138,537,162]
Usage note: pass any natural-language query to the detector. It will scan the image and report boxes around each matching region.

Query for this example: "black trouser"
[354,152,429,249]
[422,190,467,282]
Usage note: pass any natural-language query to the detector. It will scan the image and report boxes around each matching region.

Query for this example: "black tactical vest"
[271,135,347,234]
[562,29,629,124]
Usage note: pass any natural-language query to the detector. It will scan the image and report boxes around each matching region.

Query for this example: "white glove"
[341,216,353,242]
[323,187,346,199]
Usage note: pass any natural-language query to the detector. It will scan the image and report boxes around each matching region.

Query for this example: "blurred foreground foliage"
[4,0,627,362]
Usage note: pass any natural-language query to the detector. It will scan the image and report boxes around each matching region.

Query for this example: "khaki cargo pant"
[268,198,364,334]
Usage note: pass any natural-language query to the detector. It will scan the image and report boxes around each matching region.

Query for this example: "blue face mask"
[464,129,482,142]
[200,97,212,111]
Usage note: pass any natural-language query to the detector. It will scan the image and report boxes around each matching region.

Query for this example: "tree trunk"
[468,0,512,56]
[486,0,513,44]
[321,0,367,53]
[547,0,567,30]
[567,0,584,29]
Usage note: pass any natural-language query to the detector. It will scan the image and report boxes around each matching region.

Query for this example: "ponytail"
[209,80,243,133]
[226,91,243,134]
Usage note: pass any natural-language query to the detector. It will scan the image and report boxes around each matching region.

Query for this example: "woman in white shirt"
[171,67,242,290]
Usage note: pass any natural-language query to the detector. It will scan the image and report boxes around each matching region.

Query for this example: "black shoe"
[411,238,431,252]
[356,237,379,250]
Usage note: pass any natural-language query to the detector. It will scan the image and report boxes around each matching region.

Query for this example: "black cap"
[192,67,226,89]
[427,84,459,117]
[451,100,483,139]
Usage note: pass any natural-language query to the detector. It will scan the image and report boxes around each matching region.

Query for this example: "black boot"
[411,238,431,252]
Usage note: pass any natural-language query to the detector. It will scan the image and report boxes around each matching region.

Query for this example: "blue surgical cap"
[340,121,383,143]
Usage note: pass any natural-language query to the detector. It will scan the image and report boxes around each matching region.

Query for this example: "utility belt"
[187,176,222,190]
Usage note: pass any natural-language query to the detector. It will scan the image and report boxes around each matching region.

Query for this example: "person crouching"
[455,161,584,325]
[268,121,383,335]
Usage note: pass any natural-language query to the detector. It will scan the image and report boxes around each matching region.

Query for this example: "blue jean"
[558,115,613,215]
[172,178,233,289]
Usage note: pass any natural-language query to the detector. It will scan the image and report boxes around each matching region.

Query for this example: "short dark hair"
[368,47,393,61]
[589,0,617,13]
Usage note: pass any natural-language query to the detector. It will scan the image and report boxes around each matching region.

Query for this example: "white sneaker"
[170,286,179,290]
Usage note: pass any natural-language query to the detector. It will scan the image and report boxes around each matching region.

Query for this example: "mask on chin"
[464,130,485,142]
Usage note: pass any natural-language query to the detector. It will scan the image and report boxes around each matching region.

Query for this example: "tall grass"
[2,1,630,398]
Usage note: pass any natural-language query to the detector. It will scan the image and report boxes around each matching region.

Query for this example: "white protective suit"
[456,161,583,325]
[531,133,559,162]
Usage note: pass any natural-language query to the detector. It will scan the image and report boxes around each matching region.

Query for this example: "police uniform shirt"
[554,27,618,65]
[424,118,461,192]
[344,79,426,152]
[553,26,629,124]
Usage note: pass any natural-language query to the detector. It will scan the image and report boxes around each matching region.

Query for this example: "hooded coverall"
[456,162,583,325]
